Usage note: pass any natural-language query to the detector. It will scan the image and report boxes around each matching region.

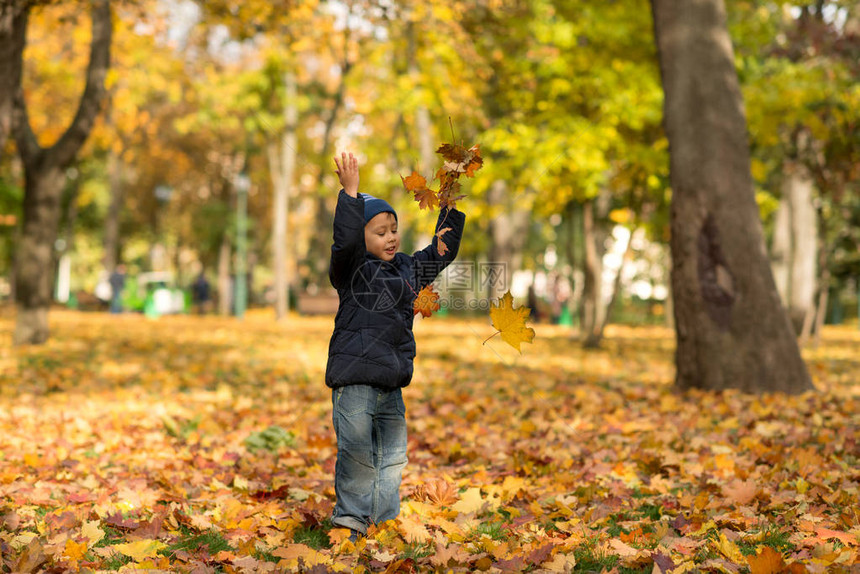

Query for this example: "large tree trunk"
[12,0,111,345]
[771,157,817,333]
[650,0,812,393]
[486,179,529,302]
[14,167,64,343]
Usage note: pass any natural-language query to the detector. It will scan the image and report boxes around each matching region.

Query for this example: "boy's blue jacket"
[326,190,465,389]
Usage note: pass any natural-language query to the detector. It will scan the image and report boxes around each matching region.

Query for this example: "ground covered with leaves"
[0,310,858,573]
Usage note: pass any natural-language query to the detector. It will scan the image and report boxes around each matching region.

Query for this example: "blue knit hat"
[360,193,397,224]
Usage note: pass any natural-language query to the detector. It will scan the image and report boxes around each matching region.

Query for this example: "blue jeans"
[331,385,408,534]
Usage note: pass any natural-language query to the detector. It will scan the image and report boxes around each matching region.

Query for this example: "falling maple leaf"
[485,291,536,352]
[413,284,441,318]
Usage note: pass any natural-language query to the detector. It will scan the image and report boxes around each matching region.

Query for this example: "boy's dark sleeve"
[329,190,366,290]
[412,207,466,289]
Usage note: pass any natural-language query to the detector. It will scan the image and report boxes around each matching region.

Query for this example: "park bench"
[297,292,340,315]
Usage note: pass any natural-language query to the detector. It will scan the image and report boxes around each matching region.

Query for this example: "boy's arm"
[412,206,466,289]
[329,190,366,290]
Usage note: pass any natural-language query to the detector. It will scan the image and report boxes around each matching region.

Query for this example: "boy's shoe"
[348,529,364,543]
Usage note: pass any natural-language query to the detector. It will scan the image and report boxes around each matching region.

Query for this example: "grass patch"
[103,552,133,570]
[403,541,434,559]
[605,515,625,537]
[255,550,279,563]
[94,525,126,548]
[636,504,662,521]
[473,520,507,541]
[737,525,795,556]
[164,530,234,555]
[574,538,619,572]
[293,525,332,550]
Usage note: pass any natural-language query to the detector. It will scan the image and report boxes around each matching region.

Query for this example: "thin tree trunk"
[650,0,812,392]
[771,145,817,333]
[103,148,124,272]
[812,281,828,348]
[218,233,231,316]
[407,21,435,176]
[12,0,111,345]
[590,228,636,346]
[270,70,296,320]
[581,199,601,347]
[307,56,351,289]
[563,201,582,327]
[486,179,528,302]
[800,204,830,346]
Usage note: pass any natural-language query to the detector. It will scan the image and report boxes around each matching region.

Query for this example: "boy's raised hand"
[334,152,359,198]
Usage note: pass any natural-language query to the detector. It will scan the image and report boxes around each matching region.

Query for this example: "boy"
[327,152,465,540]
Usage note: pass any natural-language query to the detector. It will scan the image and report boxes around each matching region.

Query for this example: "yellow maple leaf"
[64,539,87,561]
[714,532,746,563]
[486,291,536,352]
[452,487,486,515]
[80,520,104,546]
[112,539,166,561]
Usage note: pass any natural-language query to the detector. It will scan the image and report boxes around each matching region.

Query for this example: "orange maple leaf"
[485,291,536,352]
[414,186,439,210]
[746,546,787,574]
[401,171,427,191]
[413,284,441,318]
[465,144,483,177]
[402,172,439,210]
[435,227,452,256]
